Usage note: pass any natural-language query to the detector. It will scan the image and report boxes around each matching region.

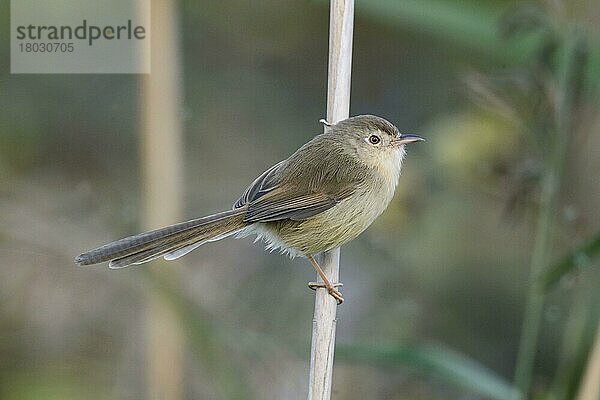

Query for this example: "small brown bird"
[75,115,424,304]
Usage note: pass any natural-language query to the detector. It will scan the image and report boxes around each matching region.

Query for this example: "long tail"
[75,208,248,269]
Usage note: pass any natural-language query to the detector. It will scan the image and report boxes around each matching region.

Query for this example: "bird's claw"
[308,282,343,289]
[307,281,344,305]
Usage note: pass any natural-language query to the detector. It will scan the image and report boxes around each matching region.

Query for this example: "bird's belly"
[251,187,394,257]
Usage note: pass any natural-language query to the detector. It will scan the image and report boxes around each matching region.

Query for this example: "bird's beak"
[394,133,425,145]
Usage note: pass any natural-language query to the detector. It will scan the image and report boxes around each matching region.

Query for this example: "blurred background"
[1,0,599,399]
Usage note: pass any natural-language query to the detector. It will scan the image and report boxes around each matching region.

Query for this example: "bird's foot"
[308,281,344,305]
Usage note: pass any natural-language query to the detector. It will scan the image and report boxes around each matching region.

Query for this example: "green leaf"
[542,232,600,290]
[337,342,519,400]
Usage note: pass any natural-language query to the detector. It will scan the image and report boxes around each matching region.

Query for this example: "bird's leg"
[306,254,344,305]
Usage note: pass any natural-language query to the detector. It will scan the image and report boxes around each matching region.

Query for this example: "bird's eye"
[368,135,381,145]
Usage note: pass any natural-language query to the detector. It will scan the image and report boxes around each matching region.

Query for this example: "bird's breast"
[254,168,399,257]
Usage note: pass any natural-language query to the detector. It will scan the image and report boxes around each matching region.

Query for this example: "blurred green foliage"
[543,232,600,290]
[337,342,518,400]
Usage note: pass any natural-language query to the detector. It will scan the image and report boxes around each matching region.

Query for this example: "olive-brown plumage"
[75,115,424,303]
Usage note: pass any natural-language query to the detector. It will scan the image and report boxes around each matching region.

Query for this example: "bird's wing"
[242,185,355,223]
[234,135,363,222]
[233,160,285,209]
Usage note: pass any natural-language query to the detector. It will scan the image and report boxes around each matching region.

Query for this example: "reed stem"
[308,1,354,399]
[513,31,580,399]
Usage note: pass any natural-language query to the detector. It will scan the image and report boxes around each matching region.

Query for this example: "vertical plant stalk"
[139,0,184,398]
[308,1,354,399]
[576,322,600,400]
[513,33,580,399]
[547,287,596,400]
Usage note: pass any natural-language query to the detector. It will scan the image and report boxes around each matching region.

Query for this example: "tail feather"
[108,227,243,269]
[162,228,243,261]
[108,232,206,269]
[75,208,247,268]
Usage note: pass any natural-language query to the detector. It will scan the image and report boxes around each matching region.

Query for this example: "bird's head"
[327,115,424,172]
